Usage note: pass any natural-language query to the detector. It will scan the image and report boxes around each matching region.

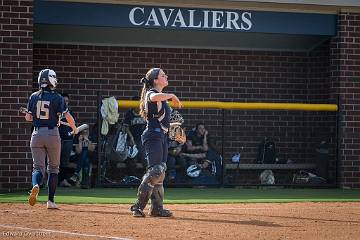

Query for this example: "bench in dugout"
[225,163,316,170]
[224,163,318,185]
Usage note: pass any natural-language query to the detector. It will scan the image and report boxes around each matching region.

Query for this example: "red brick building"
[1,0,360,191]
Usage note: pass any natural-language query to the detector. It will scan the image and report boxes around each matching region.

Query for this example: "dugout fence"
[96,93,339,188]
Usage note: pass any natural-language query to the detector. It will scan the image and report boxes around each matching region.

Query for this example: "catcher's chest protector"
[146,89,171,131]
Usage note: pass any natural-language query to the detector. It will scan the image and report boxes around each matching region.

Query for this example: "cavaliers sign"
[128,7,252,31]
[34,1,336,36]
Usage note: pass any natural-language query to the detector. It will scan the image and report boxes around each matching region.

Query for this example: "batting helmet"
[38,69,57,89]
[186,164,202,178]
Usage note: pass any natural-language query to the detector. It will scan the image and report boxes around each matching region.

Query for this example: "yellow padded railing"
[117,100,338,111]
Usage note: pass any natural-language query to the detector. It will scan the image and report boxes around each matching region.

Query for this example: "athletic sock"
[48,173,58,202]
[32,170,43,187]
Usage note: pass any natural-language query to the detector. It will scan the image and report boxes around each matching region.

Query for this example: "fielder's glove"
[169,124,186,144]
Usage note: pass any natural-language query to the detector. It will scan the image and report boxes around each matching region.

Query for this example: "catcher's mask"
[187,165,201,178]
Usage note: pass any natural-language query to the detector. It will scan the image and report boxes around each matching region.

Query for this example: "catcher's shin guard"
[131,184,152,217]
[149,183,173,217]
[131,182,153,211]
[150,183,164,210]
[131,163,166,216]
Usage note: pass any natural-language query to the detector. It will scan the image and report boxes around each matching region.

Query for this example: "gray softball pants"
[30,127,61,176]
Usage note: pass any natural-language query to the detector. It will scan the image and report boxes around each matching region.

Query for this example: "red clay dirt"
[0,202,359,240]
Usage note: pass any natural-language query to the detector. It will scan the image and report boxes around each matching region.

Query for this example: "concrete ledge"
[225,163,316,170]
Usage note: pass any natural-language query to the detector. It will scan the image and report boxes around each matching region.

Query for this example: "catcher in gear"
[25,69,78,209]
[130,67,182,218]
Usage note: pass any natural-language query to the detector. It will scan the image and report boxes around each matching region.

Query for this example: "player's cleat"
[149,208,173,217]
[130,205,145,217]
[28,184,40,206]
[46,200,59,209]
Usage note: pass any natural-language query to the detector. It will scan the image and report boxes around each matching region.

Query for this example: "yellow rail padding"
[117,100,338,111]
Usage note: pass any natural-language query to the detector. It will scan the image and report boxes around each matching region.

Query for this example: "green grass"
[1,188,360,204]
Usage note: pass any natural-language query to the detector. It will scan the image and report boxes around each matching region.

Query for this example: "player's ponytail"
[139,68,160,120]
[139,81,148,119]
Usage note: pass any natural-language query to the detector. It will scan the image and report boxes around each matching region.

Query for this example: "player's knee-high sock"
[32,170,43,187]
[48,173,58,202]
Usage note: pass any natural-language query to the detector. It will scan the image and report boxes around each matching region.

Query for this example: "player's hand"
[73,127,79,135]
[171,94,182,108]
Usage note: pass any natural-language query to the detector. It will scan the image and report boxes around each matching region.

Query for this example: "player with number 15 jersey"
[25,69,78,209]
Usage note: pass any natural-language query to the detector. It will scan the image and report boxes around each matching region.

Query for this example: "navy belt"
[149,127,167,133]
[34,126,55,130]
[153,128,162,133]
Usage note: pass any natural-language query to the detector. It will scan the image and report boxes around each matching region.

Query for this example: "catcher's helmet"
[38,69,57,88]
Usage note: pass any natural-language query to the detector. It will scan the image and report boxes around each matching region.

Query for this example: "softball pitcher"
[25,69,78,209]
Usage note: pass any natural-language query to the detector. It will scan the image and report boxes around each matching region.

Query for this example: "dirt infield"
[0,202,359,240]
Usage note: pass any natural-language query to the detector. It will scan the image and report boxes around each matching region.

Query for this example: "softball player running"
[25,69,78,209]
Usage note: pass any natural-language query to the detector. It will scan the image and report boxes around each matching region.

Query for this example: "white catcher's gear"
[128,145,138,159]
[169,110,186,144]
[38,69,58,88]
[169,110,184,124]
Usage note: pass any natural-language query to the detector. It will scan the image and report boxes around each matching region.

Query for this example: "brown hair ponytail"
[139,68,161,119]
[139,83,148,119]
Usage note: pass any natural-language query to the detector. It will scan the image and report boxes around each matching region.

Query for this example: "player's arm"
[25,112,33,122]
[185,139,203,152]
[202,131,209,151]
[75,135,83,154]
[149,93,182,108]
[24,99,33,122]
[64,112,78,134]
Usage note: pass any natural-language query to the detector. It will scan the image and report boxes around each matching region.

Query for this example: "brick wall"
[0,0,33,192]
[330,12,360,188]
[33,43,337,184]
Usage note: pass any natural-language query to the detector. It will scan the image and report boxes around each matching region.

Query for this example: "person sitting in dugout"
[68,126,96,188]
[180,123,222,182]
